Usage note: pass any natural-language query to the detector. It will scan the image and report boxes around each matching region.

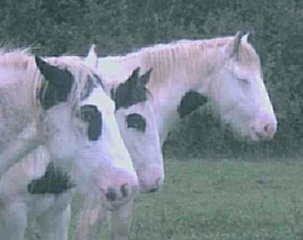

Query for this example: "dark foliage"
[1,0,302,158]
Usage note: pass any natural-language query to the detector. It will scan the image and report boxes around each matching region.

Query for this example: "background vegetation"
[4,1,301,239]
[1,0,303,159]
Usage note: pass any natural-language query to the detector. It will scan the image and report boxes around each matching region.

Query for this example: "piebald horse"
[76,64,164,240]
[80,31,278,240]
[0,64,162,240]
[0,49,140,240]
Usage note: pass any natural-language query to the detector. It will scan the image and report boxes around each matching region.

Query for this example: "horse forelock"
[234,42,261,69]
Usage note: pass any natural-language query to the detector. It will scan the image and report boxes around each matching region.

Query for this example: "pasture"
[26,158,303,240]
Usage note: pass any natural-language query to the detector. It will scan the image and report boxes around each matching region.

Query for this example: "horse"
[0,49,140,240]
[97,31,277,144]
[85,45,164,193]
[0,62,163,240]
[78,31,278,240]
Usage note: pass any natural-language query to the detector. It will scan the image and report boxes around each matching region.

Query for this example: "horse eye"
[79,105,102,141]
[237,78,249,84]
[80,110,92,122]
[126,113,146,132]
[79,105,98,122]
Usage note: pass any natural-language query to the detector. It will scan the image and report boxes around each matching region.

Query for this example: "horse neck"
[149,80,192,144]
[0,67,36,146]
[98,42,226,144]
[145,43,225,144]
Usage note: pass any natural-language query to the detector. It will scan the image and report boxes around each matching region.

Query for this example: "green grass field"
[27,158,303,240]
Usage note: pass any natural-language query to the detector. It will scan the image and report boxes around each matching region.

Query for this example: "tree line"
[1,0,302,159]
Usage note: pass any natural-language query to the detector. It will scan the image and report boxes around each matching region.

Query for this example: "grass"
[26,158,303,240]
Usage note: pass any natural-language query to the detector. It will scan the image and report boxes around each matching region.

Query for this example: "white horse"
[0,49,139,240]
[80,31,278,240]
[97,31,277,144]
[0,63,163,240]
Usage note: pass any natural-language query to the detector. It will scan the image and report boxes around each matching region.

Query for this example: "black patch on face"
[111,67,152,110]
[80,104,102,141]
[39,81,73,110]
[28,163,76,195]
[35,56,74,110]
[178,91,207,118]
[113,81,147,110]
[126,113,146,132]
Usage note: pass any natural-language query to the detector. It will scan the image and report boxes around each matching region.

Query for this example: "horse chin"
[138,180,163,194]
[139,186,162,194]
[248,131,274,142]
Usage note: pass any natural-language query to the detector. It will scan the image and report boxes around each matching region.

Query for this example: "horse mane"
[0,49,102,118]
[140,37,260,90]
[100,36,261,93]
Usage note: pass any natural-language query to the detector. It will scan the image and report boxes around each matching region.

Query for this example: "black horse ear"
[131,67,141,78]
[247,30,255,44]
[127,67,141,88]
[139,68,152,86]
[242,30,257,47]
[230,31,244,57]
[113,67,150,109]
[35,55,73,89]
[35,56,75,110]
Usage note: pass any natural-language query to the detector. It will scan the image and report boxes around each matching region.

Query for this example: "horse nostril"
[121,184,130,198]
[106,188,116,201]
[256,131,264,140]
[264,123,270,133]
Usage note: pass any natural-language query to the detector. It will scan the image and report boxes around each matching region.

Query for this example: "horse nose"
[251,114,277,141]
[148,177,162,192]
[140,176,164,193]
[105,184,132,202]
[263,122,276,138]
[258,120,276,140]
[147,178,162,193]
[105,187,116,201]
[121,184,130,198]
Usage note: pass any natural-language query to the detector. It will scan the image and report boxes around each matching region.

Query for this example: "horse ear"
[113,67,148,109]
[242,30,256,45]
[84,44,98,69]
[139,68,152,86]
[36,56,74,110]
[35,55,73,89]
[241,32,250,43]
[128,67,141,88]
[230,31,244,57]
[130,67,140,80]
